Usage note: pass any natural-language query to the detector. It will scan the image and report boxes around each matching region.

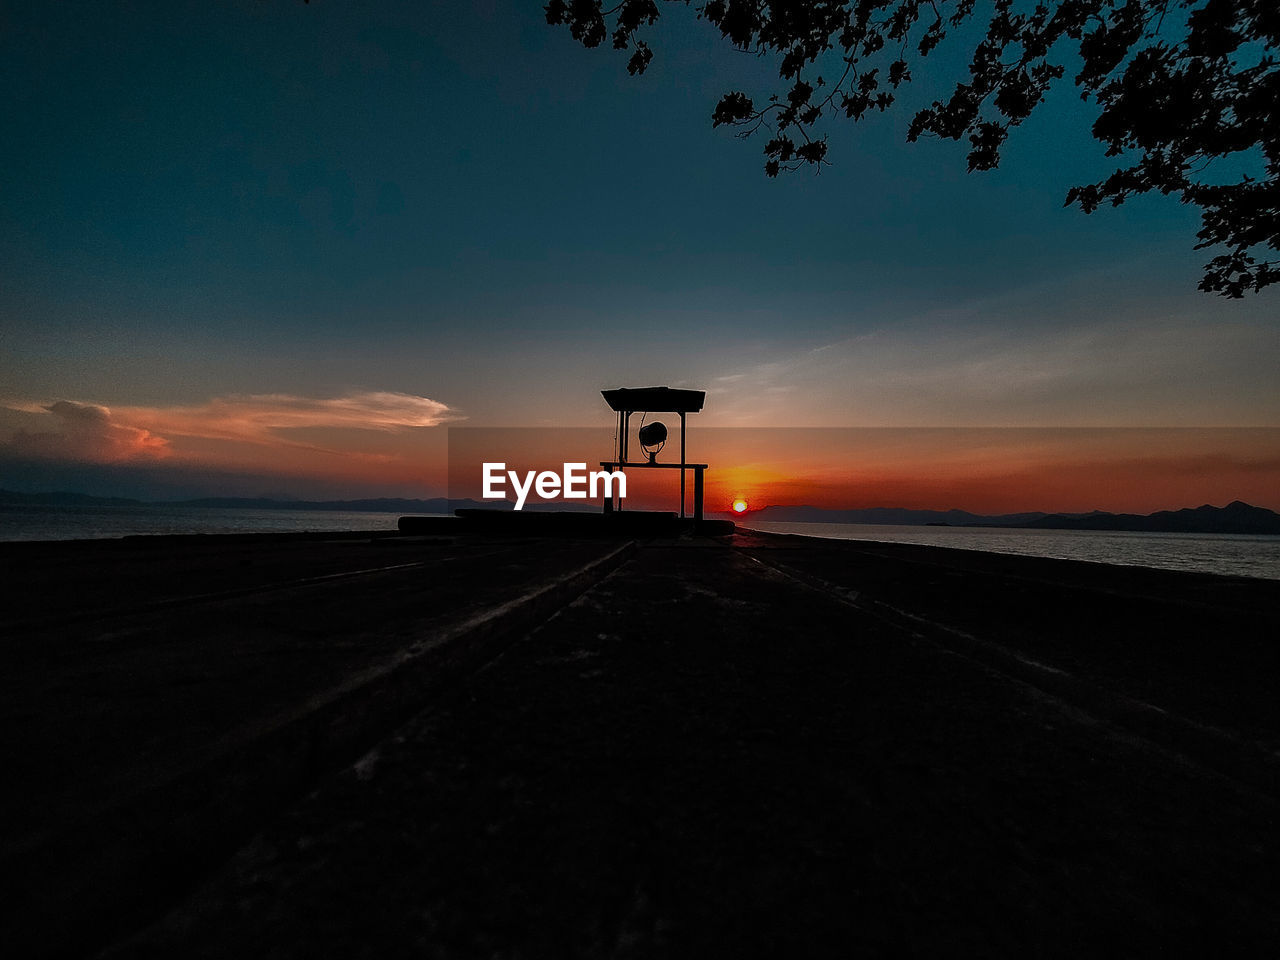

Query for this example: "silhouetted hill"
[0,489,141,507]
[0,490,492,513]
[1027,501,1280,535]
[749,505,1051,526]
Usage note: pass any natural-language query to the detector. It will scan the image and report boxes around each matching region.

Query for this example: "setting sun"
[732,499,748,514]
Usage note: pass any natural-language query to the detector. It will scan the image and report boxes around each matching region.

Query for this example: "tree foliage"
[545,0,1279,296]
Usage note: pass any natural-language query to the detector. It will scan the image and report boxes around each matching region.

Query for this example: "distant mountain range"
[747,500,1280,535]
[3,490,1278,534]
[0,490,494,514]
[1023,500,1280,535]
[748,505,1049,527]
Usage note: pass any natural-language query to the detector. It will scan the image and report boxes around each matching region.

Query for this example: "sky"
[2,0,1277,509]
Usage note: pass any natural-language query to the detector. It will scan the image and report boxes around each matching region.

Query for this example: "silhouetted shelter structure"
[400,385,732,536]
[600,386,707,520]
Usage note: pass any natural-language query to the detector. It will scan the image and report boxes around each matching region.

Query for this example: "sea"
[2,504,1278,581]
[742,520,1280,581]
[0,503,414,542]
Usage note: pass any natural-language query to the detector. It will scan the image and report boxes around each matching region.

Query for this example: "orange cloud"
[4,390,457,452]
[1,390,460,486]
[2,400,170,463]
[130,391,460,447]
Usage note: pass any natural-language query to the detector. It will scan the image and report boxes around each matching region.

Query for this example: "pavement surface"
[2,533,629,956]
[66,532,1280,958]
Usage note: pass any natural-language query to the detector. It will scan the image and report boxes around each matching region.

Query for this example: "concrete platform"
[3,530,1279,956]
[398,509,736,538]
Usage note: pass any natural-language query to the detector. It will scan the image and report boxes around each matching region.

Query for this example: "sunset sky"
[3,1,1278,510]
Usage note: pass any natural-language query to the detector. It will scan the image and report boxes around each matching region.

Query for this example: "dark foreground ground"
[2,528,1279,957]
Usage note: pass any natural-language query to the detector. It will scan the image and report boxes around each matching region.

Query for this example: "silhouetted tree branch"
[545,0,1279,296]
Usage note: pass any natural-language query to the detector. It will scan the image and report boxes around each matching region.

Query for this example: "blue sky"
[2,0,1277,500]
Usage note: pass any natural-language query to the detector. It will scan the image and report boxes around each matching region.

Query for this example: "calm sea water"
[743,520,1280,581]
[5,506,1278,581]
[0,503,415,541]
